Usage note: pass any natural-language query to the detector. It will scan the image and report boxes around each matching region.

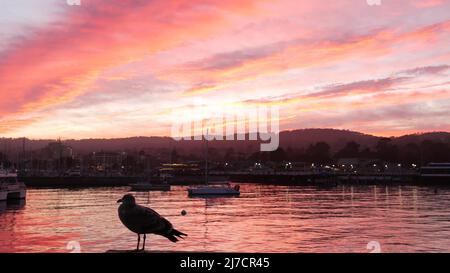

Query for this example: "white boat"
[188,182,240,196]
[187,129,240,197]
[0,171,27,201]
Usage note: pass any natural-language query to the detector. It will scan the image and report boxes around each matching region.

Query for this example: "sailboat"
[187,129,240,197]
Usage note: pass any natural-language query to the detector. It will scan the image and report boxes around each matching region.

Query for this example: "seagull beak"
[117,199,122,203]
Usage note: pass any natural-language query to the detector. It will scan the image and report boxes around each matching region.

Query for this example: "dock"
[20,176,139,187]
[19,171,446,188]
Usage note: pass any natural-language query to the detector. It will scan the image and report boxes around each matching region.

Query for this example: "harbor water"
[1,183,450,253]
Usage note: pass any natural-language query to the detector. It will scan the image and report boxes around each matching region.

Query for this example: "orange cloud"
[413,0,444,8]
[0,0,262,120]
[0,118,37,134]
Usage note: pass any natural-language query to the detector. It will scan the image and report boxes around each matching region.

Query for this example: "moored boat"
[130,182,171,191]
[130,176,171,191]
[187,129,240,197]
[0,171,27,201]
[188,182,240,196]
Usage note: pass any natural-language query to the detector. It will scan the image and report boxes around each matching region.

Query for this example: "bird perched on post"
[117,194,187,252]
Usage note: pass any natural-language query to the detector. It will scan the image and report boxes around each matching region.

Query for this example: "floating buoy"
[181,210,187,216]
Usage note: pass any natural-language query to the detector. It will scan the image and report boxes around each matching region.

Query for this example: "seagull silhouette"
[117,194,187,251]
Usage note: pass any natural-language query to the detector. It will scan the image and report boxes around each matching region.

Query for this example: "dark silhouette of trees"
[359,147,376,159]
[0,152,12,169]
[170,148,179,163]
[269,147,287,162]
[335,141,360,158]
[248,151,269,163]
[376,138,399,162]
[399,143,421,164]
[306,142,331,164]
[224,148,235,162]
[285,146,295,161]
[420,140,450,164]
[243,139,450,166]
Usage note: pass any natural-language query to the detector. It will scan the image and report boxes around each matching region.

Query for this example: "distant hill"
[392,132,450,146]
[1,129,450,157]
[278,129,379,151]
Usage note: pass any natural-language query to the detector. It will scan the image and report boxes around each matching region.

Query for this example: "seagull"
[117,194,187,251]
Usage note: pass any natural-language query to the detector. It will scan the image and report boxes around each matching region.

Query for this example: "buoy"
[181,210,187,216]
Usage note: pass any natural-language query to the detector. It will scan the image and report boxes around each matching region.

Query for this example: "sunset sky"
[1,0,450,139]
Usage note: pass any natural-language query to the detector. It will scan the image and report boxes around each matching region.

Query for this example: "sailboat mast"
[205,128,208,185]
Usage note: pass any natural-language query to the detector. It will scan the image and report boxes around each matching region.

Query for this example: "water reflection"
[1,184,450,253]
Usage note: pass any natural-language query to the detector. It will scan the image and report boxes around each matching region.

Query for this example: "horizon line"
[1,128,449,142]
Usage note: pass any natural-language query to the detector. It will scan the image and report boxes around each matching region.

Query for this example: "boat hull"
[0,188,26,201]
[130,184,171,191]
[188,186,240,196]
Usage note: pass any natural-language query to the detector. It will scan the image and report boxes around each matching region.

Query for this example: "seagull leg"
[136,234,141,252]
[142,234,147,251]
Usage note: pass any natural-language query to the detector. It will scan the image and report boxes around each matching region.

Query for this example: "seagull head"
[117,194,136,205]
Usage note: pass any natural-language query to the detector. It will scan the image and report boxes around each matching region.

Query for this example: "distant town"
[1,129,449,183]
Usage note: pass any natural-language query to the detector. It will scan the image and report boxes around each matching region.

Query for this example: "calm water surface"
[1,184,450,253]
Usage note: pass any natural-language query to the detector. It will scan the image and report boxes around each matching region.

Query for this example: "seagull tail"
[165,228,187,243]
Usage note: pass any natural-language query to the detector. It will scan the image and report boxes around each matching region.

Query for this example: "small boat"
[130,183,171,191]
[188,182,240,196]
[0,171,27,201]
[130,176,171,191]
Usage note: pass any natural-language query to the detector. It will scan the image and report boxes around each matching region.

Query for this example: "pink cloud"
[0,0,262,116]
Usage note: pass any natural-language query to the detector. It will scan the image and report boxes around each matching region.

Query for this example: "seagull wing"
[138,205,187,242]
[136,205,173,234]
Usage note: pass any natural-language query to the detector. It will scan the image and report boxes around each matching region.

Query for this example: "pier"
[223,171,421,185]
[20,176,139,187]
[19,170,448,188]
